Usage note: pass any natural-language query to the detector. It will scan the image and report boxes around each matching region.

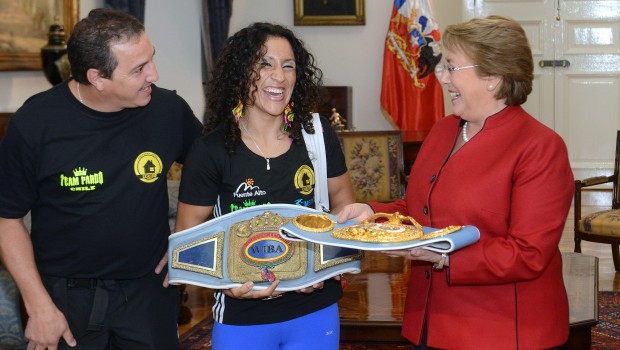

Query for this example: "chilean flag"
[380,0,444,133]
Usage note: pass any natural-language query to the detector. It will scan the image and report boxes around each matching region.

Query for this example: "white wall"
[144,0,203,117]
[0,0,462,130]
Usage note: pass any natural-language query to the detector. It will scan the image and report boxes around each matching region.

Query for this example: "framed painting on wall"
[336,130,406,203]
[294,0,365,26]
[0,0,79,71]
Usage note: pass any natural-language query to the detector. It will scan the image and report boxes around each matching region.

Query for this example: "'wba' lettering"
[249,245,284,254]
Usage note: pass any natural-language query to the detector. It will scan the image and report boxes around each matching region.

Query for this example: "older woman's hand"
[381,248,447,266]
[296,281,324,294]
[336,203,374,223]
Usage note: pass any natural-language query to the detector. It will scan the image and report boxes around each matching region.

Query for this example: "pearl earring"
[488,85,494,91]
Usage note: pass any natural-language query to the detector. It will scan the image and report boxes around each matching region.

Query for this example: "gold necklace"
[241,122,270,170]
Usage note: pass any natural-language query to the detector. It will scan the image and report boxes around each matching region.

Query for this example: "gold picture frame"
[294,0,365,26]
[0,0,79,71]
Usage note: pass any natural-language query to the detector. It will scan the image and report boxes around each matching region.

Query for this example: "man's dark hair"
[67,8,145,83]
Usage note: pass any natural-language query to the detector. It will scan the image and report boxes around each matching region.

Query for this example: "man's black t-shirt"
[0,81,203,279]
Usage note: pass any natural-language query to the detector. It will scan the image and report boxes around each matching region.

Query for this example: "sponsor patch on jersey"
[59,167,104,192]
[233,178,267,199]
[294,165,314,195]
[134,152,163,183]
[230,178,269,212]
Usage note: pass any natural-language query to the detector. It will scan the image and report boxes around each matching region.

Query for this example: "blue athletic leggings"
[212,303,340,350]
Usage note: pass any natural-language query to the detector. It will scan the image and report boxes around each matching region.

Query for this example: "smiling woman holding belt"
[338,16,574,350]
[174,22,355,350]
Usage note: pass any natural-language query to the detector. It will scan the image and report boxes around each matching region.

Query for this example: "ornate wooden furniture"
[336,130,406,202]
[402,130,428,176]
[318,86,352,130]
[339,252,409,344]
[574,130,620,271]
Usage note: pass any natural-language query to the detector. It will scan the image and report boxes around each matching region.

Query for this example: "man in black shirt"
[0,8,203,350]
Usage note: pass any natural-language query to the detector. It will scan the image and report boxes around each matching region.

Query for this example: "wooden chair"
[574,130,620,271]
[336,130,406,203]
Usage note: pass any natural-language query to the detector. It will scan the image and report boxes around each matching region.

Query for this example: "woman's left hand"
[296,281,324,294]
[224,280,282,299]
[381,248,446,266]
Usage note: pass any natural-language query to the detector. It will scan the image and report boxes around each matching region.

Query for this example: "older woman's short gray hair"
[442,15,533,105]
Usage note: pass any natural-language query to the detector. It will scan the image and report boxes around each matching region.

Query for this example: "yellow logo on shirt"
[294,165,314,195]
[134,152,163,183]
[59,167,104,191]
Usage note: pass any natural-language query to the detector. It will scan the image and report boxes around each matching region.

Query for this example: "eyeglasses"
[435,63,480,78]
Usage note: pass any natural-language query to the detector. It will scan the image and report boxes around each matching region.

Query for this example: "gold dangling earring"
[232,100,243,124]
[282,102,295,132]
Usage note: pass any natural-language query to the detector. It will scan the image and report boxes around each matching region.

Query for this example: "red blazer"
[372,106,574,349]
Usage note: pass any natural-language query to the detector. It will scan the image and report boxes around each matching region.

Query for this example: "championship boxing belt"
[279,211,480,253]
[168,204,362,291]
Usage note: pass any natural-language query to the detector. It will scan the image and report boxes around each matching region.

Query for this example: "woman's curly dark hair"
[204,22,324,154]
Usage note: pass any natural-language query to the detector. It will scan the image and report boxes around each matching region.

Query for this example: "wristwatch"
[433,253,448,270]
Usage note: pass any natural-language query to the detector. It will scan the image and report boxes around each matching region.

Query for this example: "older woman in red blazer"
[339,16,574,349]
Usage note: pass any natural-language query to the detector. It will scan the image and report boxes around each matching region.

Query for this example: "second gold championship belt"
[280,212,480,253]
